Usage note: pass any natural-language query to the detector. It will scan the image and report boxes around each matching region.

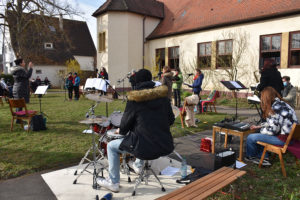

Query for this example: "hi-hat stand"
[74,102,108,200]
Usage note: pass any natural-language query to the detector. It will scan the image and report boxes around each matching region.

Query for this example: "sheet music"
[84,78,96,89]
[34,85,48,95]
[230,81,242,89]
[84,78,109,91]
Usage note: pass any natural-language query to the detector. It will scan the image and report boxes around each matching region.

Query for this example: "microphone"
[187,73,194,76]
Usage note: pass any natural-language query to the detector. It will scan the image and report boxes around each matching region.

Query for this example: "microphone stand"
[117,74,129,102]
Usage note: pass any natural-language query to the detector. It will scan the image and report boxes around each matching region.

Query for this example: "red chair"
[200,90,219,113]
[8,98,37,132]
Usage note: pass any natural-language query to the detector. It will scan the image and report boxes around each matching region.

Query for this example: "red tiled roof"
[92,0,164,19]
[148,0,300,39]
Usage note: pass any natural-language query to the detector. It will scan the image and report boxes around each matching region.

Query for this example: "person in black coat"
[96,69,175,192]
[11,58,33,103]
[256,58,283,96]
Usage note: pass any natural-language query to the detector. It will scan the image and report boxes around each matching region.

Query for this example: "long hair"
[261,58,277,72]
[260,87,282,118]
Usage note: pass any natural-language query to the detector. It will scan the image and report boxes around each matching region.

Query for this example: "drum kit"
[73,92,181,198]
[73,93,133,198]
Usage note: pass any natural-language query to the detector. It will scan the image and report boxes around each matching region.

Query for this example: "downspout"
[142,16,146,69]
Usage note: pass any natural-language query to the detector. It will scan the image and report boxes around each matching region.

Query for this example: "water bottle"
[180,157,187,179]
[100,192,112,200]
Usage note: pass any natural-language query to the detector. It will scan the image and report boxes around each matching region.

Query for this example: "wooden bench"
[157,167,246,200]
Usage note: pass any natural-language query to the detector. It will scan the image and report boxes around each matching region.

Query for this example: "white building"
[93,0,300,91]
[4,12,96,87]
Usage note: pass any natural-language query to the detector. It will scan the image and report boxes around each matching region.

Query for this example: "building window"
[44,43,53,49]
[155,48,165,72]
[36,70,42,74]
[260,34,281,68]
[198,42,211,68]
[98,32,106,52]
[289,31,300,67]
[217,40,233,68]
[168,46,179,69]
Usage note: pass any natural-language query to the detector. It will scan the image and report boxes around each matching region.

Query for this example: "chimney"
[59,14,63,30]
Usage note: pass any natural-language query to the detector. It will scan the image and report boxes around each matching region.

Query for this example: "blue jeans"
[246,133,284,158]
[107,138,143,184]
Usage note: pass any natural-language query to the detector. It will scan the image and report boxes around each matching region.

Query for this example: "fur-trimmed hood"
[127,85,168,102]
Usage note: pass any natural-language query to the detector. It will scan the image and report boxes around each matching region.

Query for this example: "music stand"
[34,85,49,117]
[221,81,247,120]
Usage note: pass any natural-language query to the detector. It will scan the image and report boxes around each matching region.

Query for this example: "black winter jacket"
[119,82,175,160]
[11,66,33,103]
[257,68,283,95]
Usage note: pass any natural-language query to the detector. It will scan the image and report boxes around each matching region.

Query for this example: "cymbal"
[79,117,109,124]
[85,94,113,102]
[172,105,180,118]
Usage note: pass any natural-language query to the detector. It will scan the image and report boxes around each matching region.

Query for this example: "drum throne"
[132,160,165,196]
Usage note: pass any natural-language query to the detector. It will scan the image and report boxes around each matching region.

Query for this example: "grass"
[208,152,300,200]
[0,91,229,179]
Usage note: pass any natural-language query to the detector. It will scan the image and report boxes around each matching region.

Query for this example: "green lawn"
[0,91,229,179]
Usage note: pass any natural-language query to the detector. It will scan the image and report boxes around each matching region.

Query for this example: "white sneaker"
[96,177,119,193]
[128,161,142,174]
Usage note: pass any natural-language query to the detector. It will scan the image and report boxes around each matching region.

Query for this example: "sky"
[71,0,106,46]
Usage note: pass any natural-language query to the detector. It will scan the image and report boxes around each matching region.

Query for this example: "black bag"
[30,115,47,131]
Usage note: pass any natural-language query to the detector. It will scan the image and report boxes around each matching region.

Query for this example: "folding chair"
[8,98,37,132]
[257,123,300,177]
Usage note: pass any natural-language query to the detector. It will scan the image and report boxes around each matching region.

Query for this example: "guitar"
[183,82,192,87]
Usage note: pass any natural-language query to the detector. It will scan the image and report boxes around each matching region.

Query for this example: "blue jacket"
[192,73,204,95]
[74,76,80,87]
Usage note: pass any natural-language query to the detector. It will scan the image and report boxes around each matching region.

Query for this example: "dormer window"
[44,43,53,49]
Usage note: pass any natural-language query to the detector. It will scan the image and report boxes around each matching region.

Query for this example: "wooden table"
[212,126,255,161]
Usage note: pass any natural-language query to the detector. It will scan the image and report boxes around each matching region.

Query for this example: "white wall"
[145,14,300,91]
[30,65,66,87]
[74,55,94,71]
[96,12,160,87]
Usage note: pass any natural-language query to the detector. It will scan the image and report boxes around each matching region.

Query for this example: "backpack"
[30,115,47,131]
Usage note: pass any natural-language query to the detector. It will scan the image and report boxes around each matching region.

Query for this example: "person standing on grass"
[256,58,283,96]
[172,68,183,107]
[73,72,80,100]
[12,58,33,104]
[65,72,73,101]
[161,66,173,100]
[245,87,298,166]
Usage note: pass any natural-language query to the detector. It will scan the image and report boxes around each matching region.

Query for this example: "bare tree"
[0,0,81,56]
[216,30,250,82]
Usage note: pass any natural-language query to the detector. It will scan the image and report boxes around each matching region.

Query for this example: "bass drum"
[109,111,123,128]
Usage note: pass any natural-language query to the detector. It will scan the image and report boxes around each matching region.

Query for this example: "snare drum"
[106,129,124,142]
[109,111,123,128]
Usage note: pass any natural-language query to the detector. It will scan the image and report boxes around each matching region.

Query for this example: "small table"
[212,126,255,161]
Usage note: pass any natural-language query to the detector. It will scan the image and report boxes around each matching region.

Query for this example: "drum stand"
[73,103,108,197]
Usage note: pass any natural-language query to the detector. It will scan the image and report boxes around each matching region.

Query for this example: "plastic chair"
[8,98,37,132]
[257,123,300,177]
[200,90,219,113]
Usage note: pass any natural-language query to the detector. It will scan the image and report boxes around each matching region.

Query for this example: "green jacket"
[172,73,183,89]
